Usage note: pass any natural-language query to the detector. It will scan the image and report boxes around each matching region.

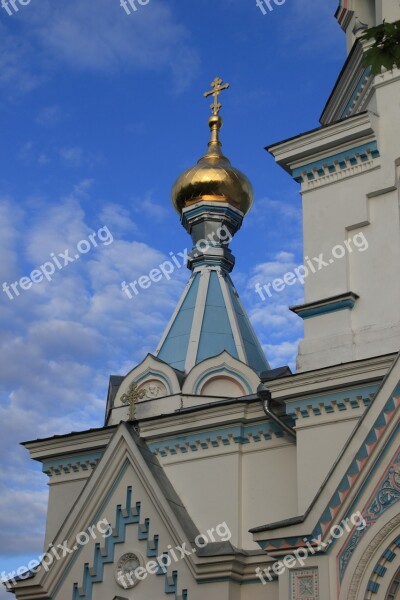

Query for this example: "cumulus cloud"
[235,247,305,370]
[1,0,200,95]
[0,183,188,569]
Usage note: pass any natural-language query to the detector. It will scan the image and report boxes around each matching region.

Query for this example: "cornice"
[23,427,115,462]
[268,112,376,175]
[321,40,374,125]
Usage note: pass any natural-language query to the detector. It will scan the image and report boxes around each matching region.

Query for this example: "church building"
[5,1,400,599]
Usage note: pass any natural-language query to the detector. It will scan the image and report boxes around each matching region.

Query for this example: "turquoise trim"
[336,424,400,581]
[135,371,172,395]
[72,485,142,600]
[286,384,379,419]
[256,384,400,562]
[52,460,131,599]
[42,450,104,475]
[341,66,372,118]
[63,473,186,600]
[148,420,295,456]
[194,365,252,396]
[292,141,379,183]
[296,298,357,320]
[182,204,242,225]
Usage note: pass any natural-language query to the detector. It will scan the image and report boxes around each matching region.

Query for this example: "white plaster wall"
[296,418,358,513]
[241,445,298,547]
[297,73,400,371]
[240,580,278,600]
[376,0,400,23]
[163,442,297,551]
[164,453,241,546]
[44,478,87,548]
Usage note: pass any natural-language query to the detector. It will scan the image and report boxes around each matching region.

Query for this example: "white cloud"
[0,23,43,96]
[60,146,83,166]
[35,105,64,127]
[0,185,188,565]
[7,0,200,94]
[263,339,302,370]
[133,192,170,223]
[250,196,302,222]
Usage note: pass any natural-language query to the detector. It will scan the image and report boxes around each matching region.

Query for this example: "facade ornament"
[121,382,145,421]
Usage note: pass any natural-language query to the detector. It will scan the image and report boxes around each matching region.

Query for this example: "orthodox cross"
[204,77,230,115]
[121,381,145,421]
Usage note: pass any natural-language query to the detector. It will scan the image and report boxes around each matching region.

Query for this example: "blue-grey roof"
[156,266,269,374]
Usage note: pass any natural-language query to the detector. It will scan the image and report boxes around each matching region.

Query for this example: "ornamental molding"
[268,111,375,167]
[345,513,400,600]
[148,420,292,458]
[300,154,380,192]
[338,447,400,583]
[321,40,374,125]
[42,450,104,479]
[290,292,359,320]
[252,384,400,552]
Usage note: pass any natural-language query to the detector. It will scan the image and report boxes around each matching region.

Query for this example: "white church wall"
[295,70,400,371]
[163,452,242,547]
[296,416,360,514]
[241,444,297,548]
[375,0,400,24]
[44,478,87,549]
[159,439,297,551]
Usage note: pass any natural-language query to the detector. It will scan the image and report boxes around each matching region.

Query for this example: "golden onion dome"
[171,112,254,216]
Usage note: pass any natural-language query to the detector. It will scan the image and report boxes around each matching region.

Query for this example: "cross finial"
[204,77,230,116]
[121,381,145,421]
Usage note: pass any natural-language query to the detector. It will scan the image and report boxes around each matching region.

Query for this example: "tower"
[268,0,400,371]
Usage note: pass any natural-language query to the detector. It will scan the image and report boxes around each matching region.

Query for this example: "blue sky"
[0,0,346,588]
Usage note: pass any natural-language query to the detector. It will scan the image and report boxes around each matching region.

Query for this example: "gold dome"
[171,114,254,215]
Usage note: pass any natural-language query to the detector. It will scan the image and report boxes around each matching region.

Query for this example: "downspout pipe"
[257,383,297,441]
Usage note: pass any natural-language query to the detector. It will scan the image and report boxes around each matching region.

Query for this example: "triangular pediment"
[11,423,197,600]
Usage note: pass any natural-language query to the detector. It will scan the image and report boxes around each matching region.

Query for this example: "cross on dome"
[204,77,230,116]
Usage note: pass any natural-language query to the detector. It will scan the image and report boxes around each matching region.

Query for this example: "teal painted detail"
[373,564,387,577]
[42,450,104,475]
[165,571,178,593]
[296,298,357,320]
[367,581,380,593]
[256,385,400,573]
[182,204,242,228]
[197,271,238,363]
[383,549,396,561]
[147,535,159,558]
[285,384,379,419]
[194,366,252,395]
[148,420,295,456]
[72,486,142,600]
[158,273,201,371]
[52,460,131,599]
[292,141,379,183]
[341,66,372,118]
[226,275,269,373]
[71,484,187,600]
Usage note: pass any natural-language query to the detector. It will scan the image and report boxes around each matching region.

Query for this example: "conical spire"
[155,78,269,375]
